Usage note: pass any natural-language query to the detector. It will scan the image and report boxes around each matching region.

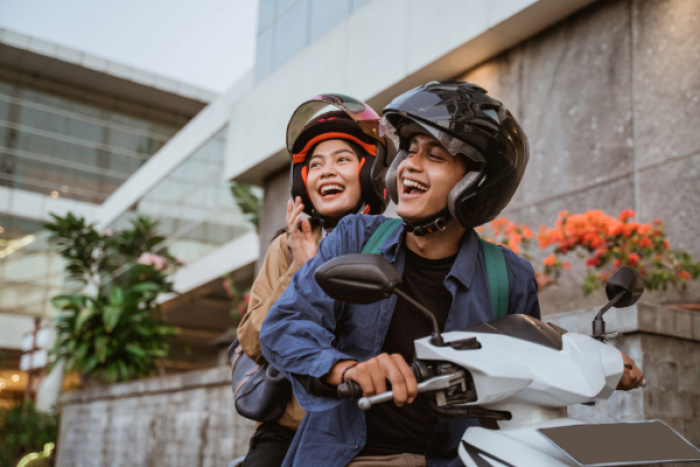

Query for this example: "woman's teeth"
[321,184,344,195]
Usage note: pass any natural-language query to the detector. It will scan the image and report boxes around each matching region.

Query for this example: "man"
[260,81,643,467]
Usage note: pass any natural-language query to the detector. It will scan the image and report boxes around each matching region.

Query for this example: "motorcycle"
[315,253,700,466]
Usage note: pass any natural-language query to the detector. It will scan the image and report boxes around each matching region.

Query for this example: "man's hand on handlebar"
[326,353,418,406]
[617,351,644,390]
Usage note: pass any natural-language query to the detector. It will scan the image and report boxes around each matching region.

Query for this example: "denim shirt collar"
[379,221,479,290]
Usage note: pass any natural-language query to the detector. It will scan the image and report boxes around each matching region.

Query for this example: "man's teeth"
[321,184,344,195]
[403,179,428,191]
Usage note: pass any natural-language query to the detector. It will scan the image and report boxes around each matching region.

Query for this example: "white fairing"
[459,419,584,467]
[415,329,625,466]
[414,330,623,410]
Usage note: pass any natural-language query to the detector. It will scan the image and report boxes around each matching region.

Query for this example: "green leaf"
[131,282,162,293]
[103,305,123,333]
[109,286,124,306]
[125,344,146,357]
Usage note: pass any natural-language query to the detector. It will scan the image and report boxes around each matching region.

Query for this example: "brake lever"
[357,371,464,410]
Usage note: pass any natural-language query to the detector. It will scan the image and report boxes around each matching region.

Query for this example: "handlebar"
[337,372,464,410]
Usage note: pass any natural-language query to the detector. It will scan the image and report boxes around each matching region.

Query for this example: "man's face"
[395,133,468,223]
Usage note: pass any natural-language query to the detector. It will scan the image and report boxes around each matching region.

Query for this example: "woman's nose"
[320,163,337,177]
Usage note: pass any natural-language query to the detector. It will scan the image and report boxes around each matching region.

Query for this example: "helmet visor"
[286,94,382,154]
[381,113,487,166]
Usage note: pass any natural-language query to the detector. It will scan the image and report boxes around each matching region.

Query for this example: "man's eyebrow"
[410,136,442,149]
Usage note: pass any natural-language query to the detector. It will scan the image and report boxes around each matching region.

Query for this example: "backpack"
[361,218,509,319]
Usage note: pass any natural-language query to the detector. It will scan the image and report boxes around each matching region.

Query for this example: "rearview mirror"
[315,254,401,304]
[605,266,644,308]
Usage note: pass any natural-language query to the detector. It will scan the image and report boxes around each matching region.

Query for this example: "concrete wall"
[56,367,255,467]
[56,304,700,465]
[257,0,700,311]
[457,0,700,315]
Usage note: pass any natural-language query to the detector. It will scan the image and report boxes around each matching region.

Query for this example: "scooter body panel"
[459,419,583,467]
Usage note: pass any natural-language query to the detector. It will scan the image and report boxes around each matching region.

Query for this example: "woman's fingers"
[286,197,305,232]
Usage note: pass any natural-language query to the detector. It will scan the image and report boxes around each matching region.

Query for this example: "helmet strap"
[404,207,452,236]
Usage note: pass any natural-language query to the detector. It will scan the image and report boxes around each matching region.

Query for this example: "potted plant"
[45,213,183,385]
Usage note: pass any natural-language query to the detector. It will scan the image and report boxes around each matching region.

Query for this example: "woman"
[236,94,388,466]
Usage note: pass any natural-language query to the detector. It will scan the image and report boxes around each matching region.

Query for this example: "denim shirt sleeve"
[259,214,385,411]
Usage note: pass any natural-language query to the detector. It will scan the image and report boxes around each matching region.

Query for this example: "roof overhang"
[0,28,216,118]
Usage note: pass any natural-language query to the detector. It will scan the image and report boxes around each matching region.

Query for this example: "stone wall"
[458,0,700,315]
[56,367,256,467]
[549,303,700,448]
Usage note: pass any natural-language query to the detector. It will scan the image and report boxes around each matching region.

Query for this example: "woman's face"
[306,139,363,221]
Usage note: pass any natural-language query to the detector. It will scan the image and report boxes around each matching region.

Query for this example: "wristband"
[340,362,359,384]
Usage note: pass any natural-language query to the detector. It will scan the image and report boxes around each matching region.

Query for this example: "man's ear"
[447,169,484,221]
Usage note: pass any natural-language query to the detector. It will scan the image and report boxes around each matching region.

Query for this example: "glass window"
[351,0,370,11]
[273,0,310,70]
[309,0,351,42]
[255,26,275,82]
[258,0,278,32]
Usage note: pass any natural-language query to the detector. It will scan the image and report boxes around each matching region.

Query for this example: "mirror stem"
[592,290,625,339]
[394,289,445,347]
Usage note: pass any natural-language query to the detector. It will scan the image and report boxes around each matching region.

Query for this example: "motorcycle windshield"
[460,314,567,350]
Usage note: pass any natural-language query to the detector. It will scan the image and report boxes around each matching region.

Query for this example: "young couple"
[237,81,644,467]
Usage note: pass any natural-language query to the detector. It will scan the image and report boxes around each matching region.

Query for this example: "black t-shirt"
[360,247,456,456]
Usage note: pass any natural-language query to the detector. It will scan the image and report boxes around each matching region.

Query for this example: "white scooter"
[315,254,700,466]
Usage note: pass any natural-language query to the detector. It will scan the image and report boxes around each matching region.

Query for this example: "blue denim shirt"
[260,214,540,467]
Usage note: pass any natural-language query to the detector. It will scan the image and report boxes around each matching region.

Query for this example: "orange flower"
[627,253,640,267]
[543,254,557,266]
[619,209,636,222]
[679,271,691,280]
[638,237,653,248]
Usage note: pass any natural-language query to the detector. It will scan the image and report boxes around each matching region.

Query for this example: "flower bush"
[478,209,700,296]
[45,213,183,384]
[223,273,251,322]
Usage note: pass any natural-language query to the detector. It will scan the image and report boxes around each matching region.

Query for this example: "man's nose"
[401,151,424,172]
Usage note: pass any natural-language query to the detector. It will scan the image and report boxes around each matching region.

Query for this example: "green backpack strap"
[361,218,402,254]
[479,238,510,319]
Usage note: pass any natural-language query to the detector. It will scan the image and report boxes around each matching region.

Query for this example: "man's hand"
[617,351,644,390]
[326,354,418,406]
[286,197,317,268]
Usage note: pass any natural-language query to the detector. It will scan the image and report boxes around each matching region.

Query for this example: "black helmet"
[379,80,529,233]
[287,94,388,223]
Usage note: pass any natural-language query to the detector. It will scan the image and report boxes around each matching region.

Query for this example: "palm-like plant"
[45,213,181,384]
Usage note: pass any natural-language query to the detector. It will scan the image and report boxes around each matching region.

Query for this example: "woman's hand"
[286,197,317,268]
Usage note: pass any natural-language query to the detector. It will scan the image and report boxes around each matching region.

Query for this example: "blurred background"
[0,0,699,465]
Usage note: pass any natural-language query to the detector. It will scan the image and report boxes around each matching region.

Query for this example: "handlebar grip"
[337,380,362,399]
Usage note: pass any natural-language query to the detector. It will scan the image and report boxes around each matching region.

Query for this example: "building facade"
[8,0,699,464]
